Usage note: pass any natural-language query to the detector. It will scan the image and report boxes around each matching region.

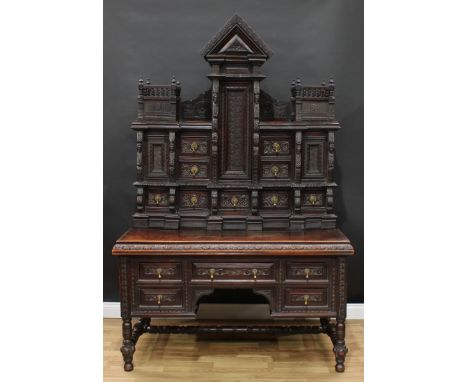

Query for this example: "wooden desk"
[113,228,354,372]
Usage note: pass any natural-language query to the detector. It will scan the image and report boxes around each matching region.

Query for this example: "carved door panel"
[144,133,169,179]
[219,82,252,181]
[302,133,328,180]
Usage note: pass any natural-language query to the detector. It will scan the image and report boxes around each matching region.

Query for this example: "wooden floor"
[104,318,363,382]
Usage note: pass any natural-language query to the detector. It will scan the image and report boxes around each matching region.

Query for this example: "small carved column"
[136,187,144,214]
[334,257,348,372]
[328,131,335,182]
[211,78,219,181]
[291,78,303,121]
[169,131,176,181]
[136,131,143,181]
[295,131,302,182]
[137,76,144,120]
[119,258,135,372]
[252,80,260,183]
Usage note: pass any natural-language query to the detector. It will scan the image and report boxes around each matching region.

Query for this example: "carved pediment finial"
[200,13,273,59]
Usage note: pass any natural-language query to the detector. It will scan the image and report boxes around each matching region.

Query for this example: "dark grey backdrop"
[104,0,363,303]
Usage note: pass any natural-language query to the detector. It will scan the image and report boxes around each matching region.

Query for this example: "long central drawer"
[190,261,278,282]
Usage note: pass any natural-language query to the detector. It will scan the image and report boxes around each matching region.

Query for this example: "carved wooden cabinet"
[113,14,354,374]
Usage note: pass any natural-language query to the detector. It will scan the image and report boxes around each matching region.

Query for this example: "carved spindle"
[295,131,302,182]
[334,257,348,372]
[169,188,176,213]
[211,79,219,181]
[136,187,144,213]
[211,190,218,215]
[328,131,335,182]
[294,189,301,214]
[251,190,258,215]
[169,131,175,181]
[326,188,334,213]
[252,80,260,183]
[136,131,143,181]
[328,78,335,117]
[294,77,302,121]
[137,76,144,119]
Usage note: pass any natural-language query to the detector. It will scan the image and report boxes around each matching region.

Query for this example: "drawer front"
[260,161,291,180]
[302,190,326,210]
[180,133,210,155]
[179,189,209,211]
[137,261,183,282]
[284,261,329,282]
[261,190,291,211]
[261,135,291,156]
[219,190,250,214]
[191,262,277,282]
[281,287,330,312]
[178,161,209,180]
[145,188,170,212]
[134,286,185,312]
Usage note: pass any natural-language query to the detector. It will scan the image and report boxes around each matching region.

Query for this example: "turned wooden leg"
[333,319,348,372]
[120,317,135,372]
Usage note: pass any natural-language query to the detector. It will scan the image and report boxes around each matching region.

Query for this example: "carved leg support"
[120,317,135,372]
[131,317,151,344]
[333,319,348,372]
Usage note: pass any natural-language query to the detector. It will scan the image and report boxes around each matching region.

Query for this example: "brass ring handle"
[309,195,317,205]
[303,294,309,305]
[190,165,199,176]
[270,195,279,207]
[252,268,258,280]
[190,141,198,152]
[190,195,198,206]
[156,268,162,279]
[231,195,239,207]
[304,268,310,279]
[273,142,281,153]
[157,295,162,305]
[154,194,162,205]
[209,268,215,280]
[271,165,280,177]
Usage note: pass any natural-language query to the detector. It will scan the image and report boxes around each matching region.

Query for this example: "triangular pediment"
[201,14,273,58]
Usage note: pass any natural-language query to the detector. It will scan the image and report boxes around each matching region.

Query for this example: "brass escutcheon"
[156,268,162,279]
[190,165,199,176]
[154,194,162,205]
[190,141,198,152]
[304,268,310,279]
[190,195,198,206]
[157,295,162,305]
[271,165,280,177]
[209,268,216,280]
[270,195,279,207]
[273,142,281,153]
[231,195,239,207]
[309,194,317,205]
[252,268,258,280]
[303,294,310,305]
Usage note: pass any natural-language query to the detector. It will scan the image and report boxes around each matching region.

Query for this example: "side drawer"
[136,261,183,282]
[191,262,277,282]
[281,287,331,312]
[133,286,185,312]
[284,260,329,282]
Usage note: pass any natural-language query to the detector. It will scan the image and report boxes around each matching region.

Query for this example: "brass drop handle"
[190,195,198,206]
[209,268,215,280]
[156,268,162,279]
[252,268,258,280]
[303,294,310,305]
[271,165,280,177]
[304,268,310,279]
[309,195,317,205]
[231,195,239,207]
[273,142,281,153]
[157,295,162,305]
[190,165,199,176]
[270,195,279,207]
[154,194,162,205]
[190,141,198,152]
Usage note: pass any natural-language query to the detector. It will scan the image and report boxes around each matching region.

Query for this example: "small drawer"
[260,161,291,180]
[261,137,291,155]
[281,287,330,312]
[219,191,250,214]
[180,133,210,155]
[137,261,182,282]
[261,190,290,211]
[284,261,329,282]
[191,262,277,282]
[178,161,209,180]
[146,188,170,212]
[179,189,209,210]
[135,286,185,312]
[302,190,326,210]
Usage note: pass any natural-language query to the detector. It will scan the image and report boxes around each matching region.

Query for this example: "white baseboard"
[103,302,364,319]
